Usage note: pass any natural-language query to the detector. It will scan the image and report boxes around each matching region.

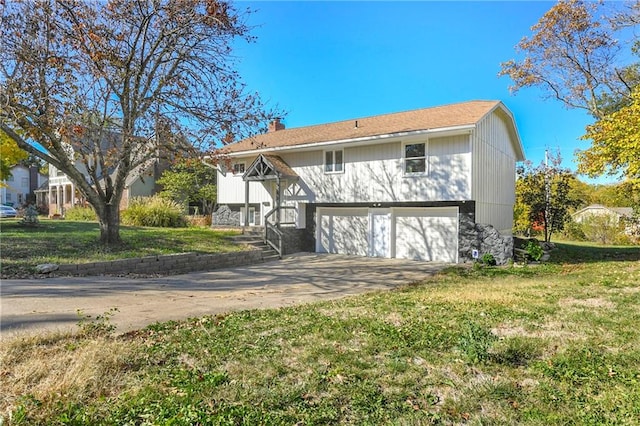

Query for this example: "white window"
[403,142,427,175]
[21,177,29,187]
[6,175,13,182]
[6,193,11,201]
[324,150,344,173]
[232,163,245,175]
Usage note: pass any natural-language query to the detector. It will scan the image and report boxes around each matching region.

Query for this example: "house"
[47,161,162,216]
[45,127,171,216]
[0,165,47,207]
[572,204,633,224]
[214,100,525,263]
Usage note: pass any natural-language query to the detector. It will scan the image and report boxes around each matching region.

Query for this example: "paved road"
[0,253,448,339]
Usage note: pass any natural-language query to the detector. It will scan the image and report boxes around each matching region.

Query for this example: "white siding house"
[47,162,160,216]
[0,165,46,207]
[214,100,525,263]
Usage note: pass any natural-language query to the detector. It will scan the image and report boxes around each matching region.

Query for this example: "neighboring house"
[0,165,47,207]
[214,100,525,263]
[572,204,633,223]
[46,127,170,216]
[47,161,162,216]
[572,204,637,238]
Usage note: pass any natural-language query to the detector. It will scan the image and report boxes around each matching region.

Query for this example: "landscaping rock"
[36,263,59,274]
[540,241,555,251]
[211,205,241,226]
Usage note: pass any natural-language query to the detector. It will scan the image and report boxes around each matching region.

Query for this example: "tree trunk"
[98,204,122,246]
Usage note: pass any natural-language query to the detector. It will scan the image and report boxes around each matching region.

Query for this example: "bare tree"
[499,0,638,120]
[0,0,275,244]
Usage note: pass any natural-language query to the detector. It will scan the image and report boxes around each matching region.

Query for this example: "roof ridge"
[272,99,500,132]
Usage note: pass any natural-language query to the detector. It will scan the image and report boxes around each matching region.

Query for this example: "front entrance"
[241,206,257,226]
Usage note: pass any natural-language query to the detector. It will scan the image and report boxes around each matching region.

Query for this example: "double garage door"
[317,207,458,263]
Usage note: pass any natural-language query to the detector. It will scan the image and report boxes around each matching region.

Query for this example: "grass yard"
[0,219,241,277]
[1,243,640,425]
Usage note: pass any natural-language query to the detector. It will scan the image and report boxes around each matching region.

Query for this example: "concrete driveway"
[0,253,448,339]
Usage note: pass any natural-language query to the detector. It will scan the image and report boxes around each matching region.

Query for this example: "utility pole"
[544,149,550,242]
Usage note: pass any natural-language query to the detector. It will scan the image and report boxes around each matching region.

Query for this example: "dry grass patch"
[0,332,141,421]
[558,297,616,309]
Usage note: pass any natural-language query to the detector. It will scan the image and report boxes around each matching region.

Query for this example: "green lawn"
[0,219,241,277]
[1,242,639,424]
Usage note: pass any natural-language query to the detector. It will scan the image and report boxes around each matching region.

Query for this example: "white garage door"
[316,206,458,262]
[317,208,369,256]
[394,207,458,262]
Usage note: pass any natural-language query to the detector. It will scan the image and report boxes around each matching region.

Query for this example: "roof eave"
[221,124,476,158]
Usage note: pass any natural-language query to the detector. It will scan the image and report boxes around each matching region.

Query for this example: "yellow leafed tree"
[0,130,28,185]
[579,89,640,183]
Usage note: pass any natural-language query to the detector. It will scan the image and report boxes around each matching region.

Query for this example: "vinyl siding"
[471,110,519,234]
[282,137,471,204]
[218,136,472,206]
[216,155,273,205]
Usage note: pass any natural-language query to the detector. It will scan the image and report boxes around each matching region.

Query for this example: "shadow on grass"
[549,241,640,264]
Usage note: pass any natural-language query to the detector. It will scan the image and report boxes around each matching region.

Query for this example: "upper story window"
[403,142,427,175]
[232,163,245,175]
[324,149,343,173]
[6,175,14,182]
[21,177,29,187]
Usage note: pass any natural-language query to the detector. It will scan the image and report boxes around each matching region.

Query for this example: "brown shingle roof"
[222,100,503,154]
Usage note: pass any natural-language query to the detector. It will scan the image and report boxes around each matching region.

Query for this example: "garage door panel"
[395,208,458,263]
[318,208,369,256]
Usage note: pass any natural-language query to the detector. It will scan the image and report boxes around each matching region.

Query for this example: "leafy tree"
[581,214,625,245]
[516,152,582,242]
[500,0,638,120]
[578,89,640,182]
[567,177,594,209]
[157,159,217,215]
[0,0,276,245]
[0,130,28,182]
[590,181,640,208]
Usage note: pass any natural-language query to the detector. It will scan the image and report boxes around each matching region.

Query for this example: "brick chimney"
[268,118,285,132]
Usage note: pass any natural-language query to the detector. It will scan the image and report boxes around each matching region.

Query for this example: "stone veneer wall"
[55,249,264,276]
[211,205,241,226]
[458,212,514,265]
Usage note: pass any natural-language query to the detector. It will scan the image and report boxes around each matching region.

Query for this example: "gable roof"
[243,154,298,181]
[220,100,524,160]
[572,204,634,218]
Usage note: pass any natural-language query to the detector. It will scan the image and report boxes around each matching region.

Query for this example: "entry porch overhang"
[242,154,298,182]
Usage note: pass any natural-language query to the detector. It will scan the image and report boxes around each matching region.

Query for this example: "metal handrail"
[265,221,283,256]
[263,205,298,258]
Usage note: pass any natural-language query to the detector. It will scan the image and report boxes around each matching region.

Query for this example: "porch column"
[70,183,76,206]
[56,185,62,214]
[275,175,281,227]
[244,179,249,227]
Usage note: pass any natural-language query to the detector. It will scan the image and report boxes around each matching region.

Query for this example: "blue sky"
[234,1,609,183]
